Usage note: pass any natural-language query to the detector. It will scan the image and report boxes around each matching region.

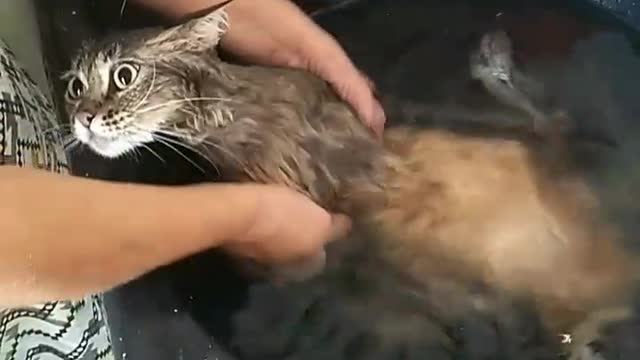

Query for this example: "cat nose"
[75,111,95,127]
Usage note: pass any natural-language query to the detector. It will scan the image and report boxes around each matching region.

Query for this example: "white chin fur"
[73,121,154,159]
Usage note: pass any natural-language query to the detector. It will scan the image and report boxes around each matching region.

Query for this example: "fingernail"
[375,101,386,123]
[371,102,386,137]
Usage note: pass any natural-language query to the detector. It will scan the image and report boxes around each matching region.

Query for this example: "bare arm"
[0,166,257,306]
[131,0,231,19]
[0,166,348,307]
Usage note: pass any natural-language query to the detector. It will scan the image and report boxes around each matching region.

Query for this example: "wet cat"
[63,7,636,358]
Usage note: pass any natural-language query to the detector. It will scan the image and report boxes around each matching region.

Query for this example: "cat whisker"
[41,130,72,137]
[132,62,157,112]
[149,126,243,170]
[147,127,201,142]
[43,122,72,129]
[150,132,222,176]
[139,143,167,164]
[41,124,73,136]
[155,61,185,77]
[151,135,208,174]
[119,0,127,19]
[126,146,142,164]
[196,140,244,169]
[63,138,82,153]
[133,147,145,164]
[132,125,210,171]
[154,127,245,170]
[62,133,79,146]
[135,97,236,115]
[178,107,198,118]
[62,134,78,146]
[63,140,76,150]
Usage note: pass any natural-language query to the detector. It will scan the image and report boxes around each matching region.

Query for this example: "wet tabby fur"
[64,7,637,356]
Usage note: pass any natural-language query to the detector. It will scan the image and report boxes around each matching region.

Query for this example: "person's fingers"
[298,28,386,134]
[222,6,386,136]
[272,214,350,284]
[322,63,386,136]
[357,72,387,137]
[359,70,383,101]
[361,72,376,92]
[369,98,387,138]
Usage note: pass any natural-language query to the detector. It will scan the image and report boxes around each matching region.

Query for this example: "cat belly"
[372,128,635,333]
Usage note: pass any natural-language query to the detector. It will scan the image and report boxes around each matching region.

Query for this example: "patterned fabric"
[0,40,67,171]
[0,39,115,360]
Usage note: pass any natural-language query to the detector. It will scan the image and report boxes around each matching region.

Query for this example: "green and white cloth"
[0,38,115,360]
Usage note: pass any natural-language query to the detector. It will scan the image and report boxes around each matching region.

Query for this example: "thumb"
[270,214,350,284]
[304,37,386,136]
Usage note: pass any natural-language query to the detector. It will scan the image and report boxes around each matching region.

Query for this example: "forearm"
[131,0,231,19]
[0,166,258,306]
[132,0,305,23]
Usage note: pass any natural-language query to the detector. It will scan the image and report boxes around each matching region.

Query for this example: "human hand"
[223,185,352,271]
[221,0,386,136]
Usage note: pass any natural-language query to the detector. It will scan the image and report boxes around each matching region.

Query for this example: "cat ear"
[145,1,233,55]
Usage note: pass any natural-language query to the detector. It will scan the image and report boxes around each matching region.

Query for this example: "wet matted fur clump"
[63,2,640,359]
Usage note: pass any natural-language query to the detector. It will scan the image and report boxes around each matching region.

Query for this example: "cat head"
[63,5,230,158]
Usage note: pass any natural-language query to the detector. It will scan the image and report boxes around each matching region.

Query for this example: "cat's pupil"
[118,68,132,85]
[70,78,83,98]
[113,63,138,90]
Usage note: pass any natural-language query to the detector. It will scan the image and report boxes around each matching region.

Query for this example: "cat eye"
[66,77,85,101]
[112,63,139,90]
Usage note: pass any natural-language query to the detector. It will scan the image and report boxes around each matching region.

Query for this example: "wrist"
[199,183,265,247]
[95,182,262,261]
